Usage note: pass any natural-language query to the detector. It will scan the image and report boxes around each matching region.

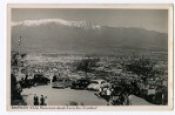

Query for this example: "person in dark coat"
[40,95,45,105]
[52,75,57,82]
[33,94,39,105]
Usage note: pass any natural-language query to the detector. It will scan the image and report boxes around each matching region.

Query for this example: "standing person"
[52,75,57,82]
[40,95,48,105]
[106,87,112,105]
[98,86,102,96]
[119,92,125,105]
[25,74,29,88]
[123,92,129,105]
[40,95,45,106]
[120,88,129,105]
[33,94,39,105]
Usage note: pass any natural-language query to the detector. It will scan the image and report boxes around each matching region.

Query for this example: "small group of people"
[33,94,47,106]
[98,86,132,105]
[98,86,113,105]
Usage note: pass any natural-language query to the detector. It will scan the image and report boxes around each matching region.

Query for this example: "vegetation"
[123,57,159,81]
[11,51,27,67]
[11,51,27,105]
[76,57,100,78]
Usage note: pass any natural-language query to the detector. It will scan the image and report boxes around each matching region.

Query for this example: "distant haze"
[11,9,168,54]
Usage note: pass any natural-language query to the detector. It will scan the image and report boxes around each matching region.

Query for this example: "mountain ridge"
[12,22,168,54]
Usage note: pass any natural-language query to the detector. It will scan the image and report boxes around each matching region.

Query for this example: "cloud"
[11,18,101,29]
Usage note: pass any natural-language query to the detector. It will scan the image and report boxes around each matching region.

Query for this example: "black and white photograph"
[8,4,173,110]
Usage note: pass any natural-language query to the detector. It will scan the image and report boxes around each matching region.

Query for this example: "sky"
[12,9,168,33]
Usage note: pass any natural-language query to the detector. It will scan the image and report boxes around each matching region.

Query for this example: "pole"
[18,35,22,55]
[18,35,22,81]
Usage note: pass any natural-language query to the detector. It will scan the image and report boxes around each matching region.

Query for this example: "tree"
[11,51,27,67]
[123,57,157,81]
[76,57,99,79]
[11,51,27,105]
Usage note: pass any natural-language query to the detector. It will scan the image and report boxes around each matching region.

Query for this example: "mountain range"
[11,20,168,54]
